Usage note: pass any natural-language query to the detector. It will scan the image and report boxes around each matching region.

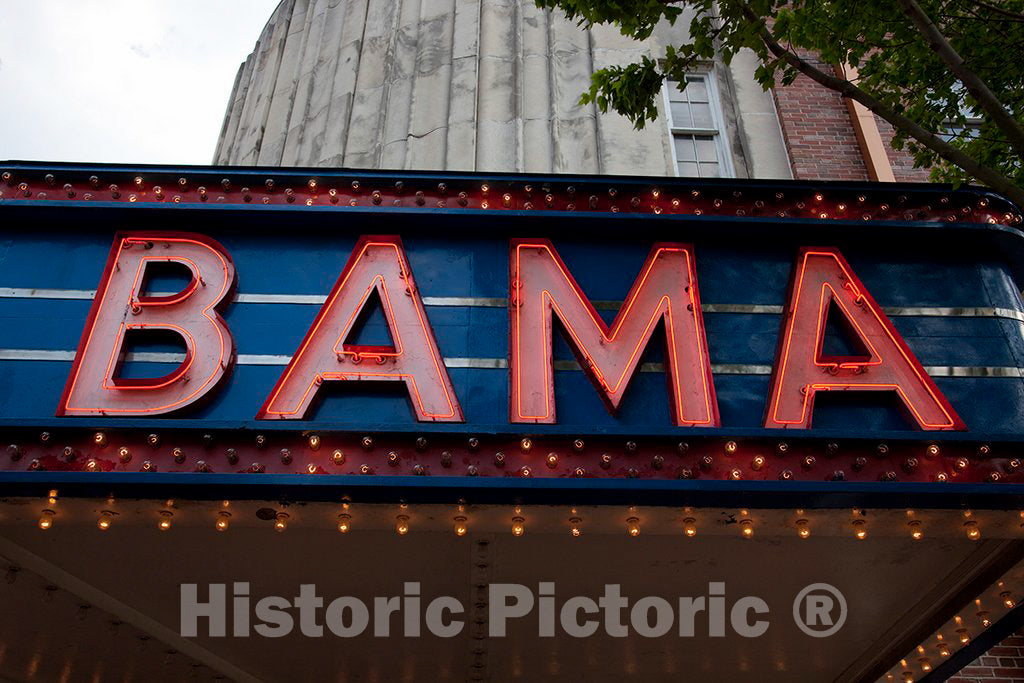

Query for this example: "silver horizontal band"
[1,287,1022,322]
[0,348,1017,377]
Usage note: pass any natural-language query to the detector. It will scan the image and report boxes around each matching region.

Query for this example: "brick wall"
[770,55,932,183]
[948,632,1024,683]
[771,57,870,181]
[876,119,932,182]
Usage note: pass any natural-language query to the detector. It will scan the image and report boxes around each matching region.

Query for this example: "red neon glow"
[509,239,719,426]
[57,233,236,416]
[258,236,463,422]
[764,247,965,430]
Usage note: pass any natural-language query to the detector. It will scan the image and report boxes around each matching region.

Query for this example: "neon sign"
[58,232,964,431]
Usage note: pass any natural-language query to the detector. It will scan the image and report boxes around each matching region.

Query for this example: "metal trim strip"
[1,288,1023,321]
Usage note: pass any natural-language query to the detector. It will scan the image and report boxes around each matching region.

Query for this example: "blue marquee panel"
[1,211,1023,435]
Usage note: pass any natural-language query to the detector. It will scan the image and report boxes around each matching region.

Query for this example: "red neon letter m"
[510,239,719,426]
[58,232,236,416]
[765,247,965,430]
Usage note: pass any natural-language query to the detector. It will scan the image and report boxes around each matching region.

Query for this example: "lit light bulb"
[740,519,753,538]
[569,517,582,538]
[512,516,525,537]
[274,512,289,532]
[216,512,230,532]
[627,517,640,537]
[938,643,951,657]
[978,610,991,627]
[396,515,409,536]
[1001,591,1014,608]
[38,510,55,530]
[98,512,113,531]
[957,627,970,644]
[47,489,58,505]
[337,513,351,533]
[454,516,468,537]
[683,517,697,537]
[796,520,810,539]
[853,519,867,540]
[158,514,172,532]
[909,520,923,540]
[965,521,981,540]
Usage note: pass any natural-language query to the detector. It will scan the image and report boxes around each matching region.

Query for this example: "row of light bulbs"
[5,172,1017,225]
[888,588,1020,682]
[33,493,1001,541]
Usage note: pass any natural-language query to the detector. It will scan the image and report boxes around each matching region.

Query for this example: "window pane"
[691,102,714,129]
[670,102,692,127]
[685,78,709,102]
[674,135,697,161]
[698,161,721,178]
[667,81,689,103]
[678,161,699,177]
[695,136,718,162]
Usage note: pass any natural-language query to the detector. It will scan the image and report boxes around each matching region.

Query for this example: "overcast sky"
[0,1,281,165]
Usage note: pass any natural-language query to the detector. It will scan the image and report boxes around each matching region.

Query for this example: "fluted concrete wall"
[214,0,792,177]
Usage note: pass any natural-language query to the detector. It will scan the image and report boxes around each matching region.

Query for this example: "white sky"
[0,1,282,165]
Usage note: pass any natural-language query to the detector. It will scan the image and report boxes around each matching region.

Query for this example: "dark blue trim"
[3,472,1024,507]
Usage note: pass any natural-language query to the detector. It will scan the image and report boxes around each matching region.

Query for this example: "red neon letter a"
[58,232,236,416]
[765,247,965,430]
[259,236,462,421]
[510,239,719,426]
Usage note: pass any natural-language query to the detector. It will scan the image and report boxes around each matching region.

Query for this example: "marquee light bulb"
[796,519,810,539]
[158,511,172,532]
[38,510,55,530]
[964,521,981,541]
[740,519,753,538]
[454,516,468,537]
[957,628,969,644]
[98,512,113,531]
[216,512,231,532]
[683,517,697,537]
[47,489,58,505]
[274,512,289,532]
[627,517,640,537]
[396,515,409,536]
[512,516,525,537]
[569,517,582,537]
[853,519,867,540]
[909,521,923,540]
[1001,591,1014,608]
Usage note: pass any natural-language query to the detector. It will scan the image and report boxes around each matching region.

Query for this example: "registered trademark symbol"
[793,583,847,637]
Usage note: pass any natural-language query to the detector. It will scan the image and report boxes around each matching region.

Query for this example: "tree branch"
[961,0,1024,22]
[894,0,1024,156]
[741,6,1024,206]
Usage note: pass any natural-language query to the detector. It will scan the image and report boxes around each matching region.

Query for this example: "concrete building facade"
[213,0,793,179]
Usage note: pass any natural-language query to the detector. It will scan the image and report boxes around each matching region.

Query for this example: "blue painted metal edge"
[2,472,1024,507]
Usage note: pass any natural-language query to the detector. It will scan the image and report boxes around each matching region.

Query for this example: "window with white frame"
[665,74,734,178]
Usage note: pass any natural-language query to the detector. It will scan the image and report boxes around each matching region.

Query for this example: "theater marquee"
[0,162,1023,494]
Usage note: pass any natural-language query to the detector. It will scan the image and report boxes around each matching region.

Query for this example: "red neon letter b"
[58,232,236,416]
